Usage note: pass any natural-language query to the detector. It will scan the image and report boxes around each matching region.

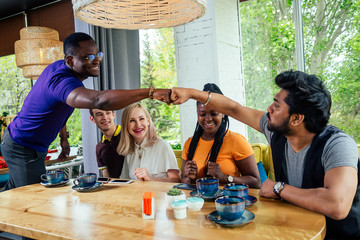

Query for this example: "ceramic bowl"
[223,183,249,198]
[187,197,204,211]
[196,177,219,197]
[215,196,245,221]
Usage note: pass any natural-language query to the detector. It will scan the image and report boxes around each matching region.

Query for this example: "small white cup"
[171,200,188,219]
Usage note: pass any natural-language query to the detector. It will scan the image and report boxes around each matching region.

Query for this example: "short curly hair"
[63,32,94,57]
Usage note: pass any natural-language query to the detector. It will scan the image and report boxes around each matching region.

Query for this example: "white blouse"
[120,138,179,180]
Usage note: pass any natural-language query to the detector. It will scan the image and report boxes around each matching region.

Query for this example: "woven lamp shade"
[14,27,64,79]
[72,0,207,29]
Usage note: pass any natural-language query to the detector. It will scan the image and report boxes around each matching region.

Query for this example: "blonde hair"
[117,102,159,155]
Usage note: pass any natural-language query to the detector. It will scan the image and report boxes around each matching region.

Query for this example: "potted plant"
[165,187,186,209]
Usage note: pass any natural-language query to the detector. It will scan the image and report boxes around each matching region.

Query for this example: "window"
[240,0,360,143]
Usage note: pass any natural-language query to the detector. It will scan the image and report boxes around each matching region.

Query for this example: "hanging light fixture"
[72,0,207,30]
[14,26,64,80]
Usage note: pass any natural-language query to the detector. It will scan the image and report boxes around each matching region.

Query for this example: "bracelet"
[149,86,155,100]
[204,91,211,105]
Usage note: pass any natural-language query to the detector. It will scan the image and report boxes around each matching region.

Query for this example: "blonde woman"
[117,103,180,182]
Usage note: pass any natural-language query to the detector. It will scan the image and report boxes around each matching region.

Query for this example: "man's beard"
[267,113,291,135]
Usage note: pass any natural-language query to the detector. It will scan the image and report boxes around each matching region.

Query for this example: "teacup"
[223,183,249,198]
[73,173,97,188]
[196,177,219,197]
[41,170,64,184]
[215,196,245,221]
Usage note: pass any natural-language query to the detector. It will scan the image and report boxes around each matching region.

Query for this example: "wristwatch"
[273,181,285,197]
[227,175,234,183]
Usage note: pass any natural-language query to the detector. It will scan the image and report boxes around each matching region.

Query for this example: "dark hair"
[187,83,229,171]
[63,32,94,57]
[275,70,331,133]
[89,109,114,118]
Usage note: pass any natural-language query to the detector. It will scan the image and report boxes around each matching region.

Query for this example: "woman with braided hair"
[181,83,261,188]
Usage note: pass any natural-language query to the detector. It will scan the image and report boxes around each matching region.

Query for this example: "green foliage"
[167,187,182,196]
[240,0,296,143]
[0,55,81,149]
[170,142,182,150]
[240,0,360,144]
[140,29,180,142]
[325,0,360,142]
[49,108,83,149]
[0,112,9,128]
[0,55,31,114]
[0,111,9,141]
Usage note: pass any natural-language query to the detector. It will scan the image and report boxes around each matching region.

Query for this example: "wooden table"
[0,181,326,240]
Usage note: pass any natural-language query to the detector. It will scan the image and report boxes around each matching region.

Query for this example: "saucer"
[207,210,255,227]
[243,195,257,207]
[40,179,69,187]
[72,182,103,192]
[190,189,224,201]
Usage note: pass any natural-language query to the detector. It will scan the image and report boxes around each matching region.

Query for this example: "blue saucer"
[40,179,69,187]
[72,182,103,192]
[190,189,223,201]
[207,210,255,227]
[243,195,257,207]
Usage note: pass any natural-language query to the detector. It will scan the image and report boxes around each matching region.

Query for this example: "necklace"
[138,146,143,159]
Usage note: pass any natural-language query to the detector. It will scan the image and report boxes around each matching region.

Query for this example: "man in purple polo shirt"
[1,32,171,191]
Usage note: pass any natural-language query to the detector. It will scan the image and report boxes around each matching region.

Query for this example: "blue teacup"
[223,183,249,198]
[196,177,219,197]
[41,170,64,184]
[215,196,245,221]
[73,173,97,188]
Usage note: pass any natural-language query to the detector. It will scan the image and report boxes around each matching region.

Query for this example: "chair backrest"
[251,143,275,181]
[173,149,182,172]
[264,145,275,181]
[250,143,267,164]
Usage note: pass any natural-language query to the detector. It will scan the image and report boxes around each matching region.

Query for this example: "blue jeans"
[1,129,47,191]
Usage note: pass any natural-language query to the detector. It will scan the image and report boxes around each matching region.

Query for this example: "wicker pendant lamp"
[14,26,64,80]
[72,0,207,29]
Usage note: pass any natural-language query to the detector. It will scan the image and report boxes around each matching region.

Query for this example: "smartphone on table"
[109,179,134,184]
[173,183,196,191]
[97,177,110,183]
